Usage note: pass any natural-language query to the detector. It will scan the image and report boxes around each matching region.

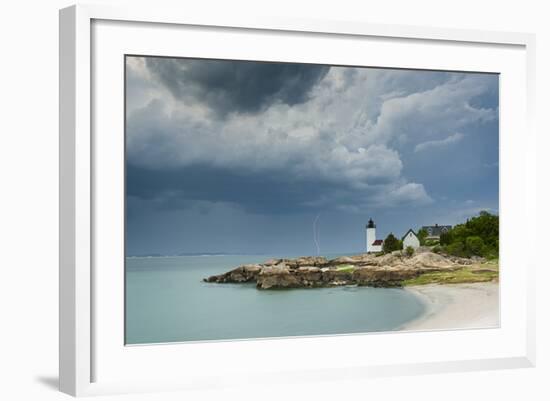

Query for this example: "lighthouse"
[365,218,383,253]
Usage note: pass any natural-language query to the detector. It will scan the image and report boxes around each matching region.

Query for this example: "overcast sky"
[125,56,499,256]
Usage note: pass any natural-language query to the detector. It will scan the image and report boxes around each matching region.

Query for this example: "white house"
[402,229,420,249]
[365,218,383,253]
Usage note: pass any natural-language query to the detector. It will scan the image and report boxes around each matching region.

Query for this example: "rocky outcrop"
[261,256,329,268]
[203,252,479,289]
[203,264,262,283]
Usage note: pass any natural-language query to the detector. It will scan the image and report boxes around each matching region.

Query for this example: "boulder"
[295,266,323,286]
[352,266,418,287]
[321,269,353,284]
[407,252,454,269]
[204,263,261,283]
[375,253,402,266]
[257,264,300,289]
[286,256,329,268]
[262,258,282,266]
[329,256,357,265]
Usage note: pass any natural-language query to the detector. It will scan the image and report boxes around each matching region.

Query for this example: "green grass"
[335,264,355,272]
[402,266,499,286]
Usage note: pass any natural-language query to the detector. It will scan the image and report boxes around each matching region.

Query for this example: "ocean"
[125,254,426,344]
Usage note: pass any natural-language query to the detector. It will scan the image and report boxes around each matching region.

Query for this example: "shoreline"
[203,251,498,289]
[401,282,499,331]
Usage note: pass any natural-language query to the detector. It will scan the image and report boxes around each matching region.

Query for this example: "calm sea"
[125,255,426,344]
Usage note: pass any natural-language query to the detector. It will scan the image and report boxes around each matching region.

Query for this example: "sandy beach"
[401,282,499,331]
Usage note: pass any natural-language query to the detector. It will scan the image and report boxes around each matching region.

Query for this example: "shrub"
[432,245,441,254]
[382,233,402,253]
[439,211,499,258]
[405,246,414,257]
[481,245,498,259]
[417,228,428,246]
[445,241,466,257]
[439,231,452,246]
[465,236,484,256]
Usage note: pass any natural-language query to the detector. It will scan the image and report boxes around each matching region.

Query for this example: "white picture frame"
[59,4,536,397]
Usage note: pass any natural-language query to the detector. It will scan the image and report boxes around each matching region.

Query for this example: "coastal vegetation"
[402,260,499,286]
[439,211,499,259]
[417,228,428,245]
[382,233,403,253]
[335,264,355,272]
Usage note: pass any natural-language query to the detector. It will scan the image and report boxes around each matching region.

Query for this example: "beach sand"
[401,282,499,331]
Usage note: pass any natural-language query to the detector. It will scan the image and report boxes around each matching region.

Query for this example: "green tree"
[405,246,415,257]
[417,228,428,246]
[442,211,499,258]
[465,236,484,256]
[383,233,401,253]
[440,231,452,246]
[446,241,466,257]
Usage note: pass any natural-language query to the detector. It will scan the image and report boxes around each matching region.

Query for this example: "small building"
[402,229,420,249]
[365,218,383,253]
[421,224,452,241]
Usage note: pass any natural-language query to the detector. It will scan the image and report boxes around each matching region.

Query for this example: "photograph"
[124,55,500,345]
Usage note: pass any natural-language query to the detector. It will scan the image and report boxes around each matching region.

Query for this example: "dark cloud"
[127,163,346,215]
[145,57,329,115]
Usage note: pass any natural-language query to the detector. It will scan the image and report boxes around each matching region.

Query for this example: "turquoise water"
[125,255,426,344]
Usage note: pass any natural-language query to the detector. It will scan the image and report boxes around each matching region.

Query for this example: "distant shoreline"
[127,253,262,258]
[400,282,499,331]
[126,252,360,259]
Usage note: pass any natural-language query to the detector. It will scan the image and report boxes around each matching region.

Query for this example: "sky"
[125,56,499,256]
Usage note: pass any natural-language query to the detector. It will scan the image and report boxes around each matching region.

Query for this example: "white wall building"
[402,229,420,249]
[366,218,383,253]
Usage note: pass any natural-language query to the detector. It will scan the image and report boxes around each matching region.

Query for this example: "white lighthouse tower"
[366,218,383,253]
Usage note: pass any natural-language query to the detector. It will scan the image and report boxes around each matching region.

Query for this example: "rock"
[321,269,353,283]
[375,253,402,266]
[204,263,262,283]
[415,246,433,254]
[407,252,454,269]
[329,256,356,265]
[203,251,486,289]
[352,266,418,287]
[330,253,377,265]
[450,257,472,265]
[262,258,282,266]
[257,264,300,289]
[296,267,323,286]
[287,256,328,268]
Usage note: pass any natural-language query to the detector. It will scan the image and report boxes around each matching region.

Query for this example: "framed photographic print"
[59,4,536,397]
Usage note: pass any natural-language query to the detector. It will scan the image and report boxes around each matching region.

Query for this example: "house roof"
[372,239,383,246]
[421,224,452,237]
[401,229,418,241]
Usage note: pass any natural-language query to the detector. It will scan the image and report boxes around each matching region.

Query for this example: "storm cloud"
[145,57,330,116]
[125,56,499,255]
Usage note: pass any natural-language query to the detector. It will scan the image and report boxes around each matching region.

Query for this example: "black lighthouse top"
[366,218,376,229]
